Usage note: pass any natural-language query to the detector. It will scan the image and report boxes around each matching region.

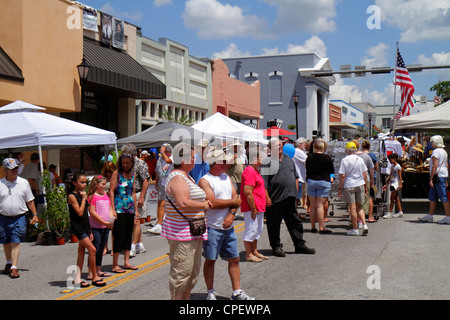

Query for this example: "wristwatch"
[229,210,236,216]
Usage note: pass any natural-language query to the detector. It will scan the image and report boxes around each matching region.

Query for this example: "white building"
[136,36,213,131]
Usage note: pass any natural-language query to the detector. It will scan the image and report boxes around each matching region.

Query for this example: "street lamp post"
[292,91,299,139]
[77,57,90,172]
[368,113,372,138]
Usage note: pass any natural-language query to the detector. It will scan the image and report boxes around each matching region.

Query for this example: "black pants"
[266,197,305,250]
[112,212,134,253]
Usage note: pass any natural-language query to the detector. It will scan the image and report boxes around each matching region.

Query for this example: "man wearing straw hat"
[0,158,38,278]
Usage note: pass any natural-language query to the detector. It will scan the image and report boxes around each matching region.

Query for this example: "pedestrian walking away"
[148,143,173,235]
[260,138,315,257]
[198,148,254,301]
[305,138,335,234]
[0,158,39,279]
[338,142,369,236]
[67,173,106,288]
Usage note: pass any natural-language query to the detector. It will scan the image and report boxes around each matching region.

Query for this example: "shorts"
[428,177,448,203]
[306,179,331,198]
[167,238,203,298]
[203,227,239,260]
[243,211,264,242]
[0,214,27,244]
[75,232,89,241]
[297,181,303,199]
[342,185,365,204]
[157,182,166,201]
[136,191,148,218]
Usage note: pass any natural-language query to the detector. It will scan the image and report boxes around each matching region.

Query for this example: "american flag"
[394,48,415,119]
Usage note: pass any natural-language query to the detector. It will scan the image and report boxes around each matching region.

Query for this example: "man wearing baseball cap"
[0,158,38,278]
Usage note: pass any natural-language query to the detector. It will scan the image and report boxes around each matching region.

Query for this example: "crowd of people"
[0,134,449,300]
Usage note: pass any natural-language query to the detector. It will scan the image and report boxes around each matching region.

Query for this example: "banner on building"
[82,7,98,32]
[112,18,125,50]
[101,13,113,46]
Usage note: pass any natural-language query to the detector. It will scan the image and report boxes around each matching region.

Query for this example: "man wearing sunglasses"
[0,158,38,278]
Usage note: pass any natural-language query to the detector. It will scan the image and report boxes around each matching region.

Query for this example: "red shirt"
[240,166,266,212]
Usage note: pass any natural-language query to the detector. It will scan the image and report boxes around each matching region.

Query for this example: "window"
[268,71,283,104]
[382,117,391,129]
[141,101,148,118]
[150,103,156,118]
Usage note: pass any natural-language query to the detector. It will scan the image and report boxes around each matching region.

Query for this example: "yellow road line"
[57,253,169,300]
[58,221,247,300]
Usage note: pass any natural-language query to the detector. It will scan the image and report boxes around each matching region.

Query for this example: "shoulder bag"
[166,197,206,236]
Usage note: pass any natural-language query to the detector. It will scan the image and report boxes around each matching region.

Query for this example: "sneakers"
[392,212,403,218]
[362,224,368,235]
[383,212,393,219]
[437,216,450,224]
[347,229,359,236]
[206,290,217,300]
[231,290,255,300]
[147,224,162,234]
[136,244,146,254]
[418,214,433,223]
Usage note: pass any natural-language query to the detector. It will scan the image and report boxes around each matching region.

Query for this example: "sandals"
[98,272,112,277]
[111,267,126,274]
[124,265,138,270]
[92,279,106,287]
[73,281,90,288]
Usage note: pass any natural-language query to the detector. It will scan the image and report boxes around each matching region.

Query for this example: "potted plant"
[41,170,70,245]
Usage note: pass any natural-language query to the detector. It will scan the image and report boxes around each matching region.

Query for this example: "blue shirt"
[189,153,210,183]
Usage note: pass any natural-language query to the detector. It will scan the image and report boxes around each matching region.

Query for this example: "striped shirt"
[161,171,207,241]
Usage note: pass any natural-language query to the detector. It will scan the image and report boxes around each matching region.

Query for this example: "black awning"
[0,47,24,83]
[83,37,166,99]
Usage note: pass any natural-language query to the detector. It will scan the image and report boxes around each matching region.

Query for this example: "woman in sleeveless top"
[162,143,212,300]
[109,152,139,273]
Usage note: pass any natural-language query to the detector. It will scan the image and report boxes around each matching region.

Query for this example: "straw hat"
[412,143,423,153]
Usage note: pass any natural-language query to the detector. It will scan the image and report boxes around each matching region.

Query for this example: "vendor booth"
[0,100,118,172]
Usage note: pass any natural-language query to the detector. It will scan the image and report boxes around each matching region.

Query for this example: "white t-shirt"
[338,154,368,188]
[156,155,173,186]
[380,140,402,174]
[200,172,233,230]
[292,148,307,183]
[388,163,401,188]
[0,177,35,216]
[430,148,448,178]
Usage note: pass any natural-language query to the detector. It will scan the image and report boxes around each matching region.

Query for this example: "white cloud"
[264,0,337,34]
[183,0,270,39]
[182,0,337,40]
[153,0,173,7]
[330,75,394,106]
[100,3,143,21]
[376,0,450,42]
[360,43,390,68]
[211,43,251,59]
[416,51,450,79]
[262,35,328,58]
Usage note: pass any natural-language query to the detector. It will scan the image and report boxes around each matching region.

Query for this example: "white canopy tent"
[192,112,265,143]
[0,100,117,172]
[395,100,450,130]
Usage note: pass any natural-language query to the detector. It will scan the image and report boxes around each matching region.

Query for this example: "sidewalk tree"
[430,81,450,105]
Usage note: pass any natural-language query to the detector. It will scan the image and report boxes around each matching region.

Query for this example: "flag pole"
[391,42,399,135]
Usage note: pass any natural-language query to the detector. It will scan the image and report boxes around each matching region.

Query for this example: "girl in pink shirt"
[87,175,114,279]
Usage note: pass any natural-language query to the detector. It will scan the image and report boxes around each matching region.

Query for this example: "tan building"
[0,0,165,173]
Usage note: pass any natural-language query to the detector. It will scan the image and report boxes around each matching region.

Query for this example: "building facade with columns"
[223,53,335,140]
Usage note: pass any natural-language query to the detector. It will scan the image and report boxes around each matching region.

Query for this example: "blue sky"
[79,0,450,107]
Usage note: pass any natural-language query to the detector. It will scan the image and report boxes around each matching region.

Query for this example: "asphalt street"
[1,199,449,302]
